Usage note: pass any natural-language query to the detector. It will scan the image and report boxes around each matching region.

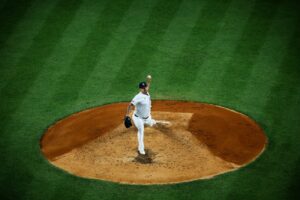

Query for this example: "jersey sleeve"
[131,95,141,106]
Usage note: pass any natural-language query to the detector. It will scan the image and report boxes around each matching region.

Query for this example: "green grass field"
[0,0,299,199]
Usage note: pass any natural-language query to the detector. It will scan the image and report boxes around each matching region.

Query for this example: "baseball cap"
[139,81,147,89]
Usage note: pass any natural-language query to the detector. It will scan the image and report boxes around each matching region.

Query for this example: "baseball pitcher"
[125,75,167,155]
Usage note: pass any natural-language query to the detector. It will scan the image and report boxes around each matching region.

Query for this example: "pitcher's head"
[139,81,148,93]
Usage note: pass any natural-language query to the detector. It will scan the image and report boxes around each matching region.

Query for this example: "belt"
[134,114,149,119]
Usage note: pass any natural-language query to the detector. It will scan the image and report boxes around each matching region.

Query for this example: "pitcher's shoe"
[156,120,171,126]
[138,150,146,155]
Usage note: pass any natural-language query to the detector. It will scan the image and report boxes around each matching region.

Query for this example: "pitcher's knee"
[137,127,144,133]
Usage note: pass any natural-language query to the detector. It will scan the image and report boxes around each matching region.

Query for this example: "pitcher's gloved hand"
[124,116,132,128]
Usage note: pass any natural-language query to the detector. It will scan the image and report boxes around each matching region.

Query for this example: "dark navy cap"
[139,81,147,89]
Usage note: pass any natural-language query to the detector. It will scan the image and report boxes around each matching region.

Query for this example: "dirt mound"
[40,101,267,184]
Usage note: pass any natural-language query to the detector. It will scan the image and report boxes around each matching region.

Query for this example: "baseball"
[147,75,152,79]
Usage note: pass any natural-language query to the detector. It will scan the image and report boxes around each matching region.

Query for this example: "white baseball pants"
[132,113,156,154]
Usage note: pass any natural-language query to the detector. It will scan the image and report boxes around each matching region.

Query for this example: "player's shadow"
[133,149,156,164]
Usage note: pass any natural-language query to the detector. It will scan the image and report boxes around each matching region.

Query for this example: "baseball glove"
[124,116,132,128]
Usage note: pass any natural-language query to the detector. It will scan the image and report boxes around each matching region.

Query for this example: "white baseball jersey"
[131,92,151,118]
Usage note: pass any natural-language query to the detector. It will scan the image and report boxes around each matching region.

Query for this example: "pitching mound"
[40,100,267,184]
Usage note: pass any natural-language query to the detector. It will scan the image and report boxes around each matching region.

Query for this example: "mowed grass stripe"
[146,0,205,97]
[0,1,111,199]
[226,19,300,199]
[0,0,33,52]
[262,18,300,134]
[217,3,299,199]
[3,2,131,195]
[50,0,134,107]
[108,0,183,95]
[165,0,232,92]
[190,0,255,102]
[0,0,84,155]
[1,0,110,140]
[0,0,82,132]
[78,0,204,104]
[26,2,156,194]
[192,2,298,199]
[222,7,300,200]
[213,0,281,106]
[236,0,300,119]
[167,1,262,196]
[0,0,110,159]
[0,0,180,198]
[24,0,111,112]
[285,91,300,200]
[76,0,158,105]
[0,0,58,89]
[255,93,300,199]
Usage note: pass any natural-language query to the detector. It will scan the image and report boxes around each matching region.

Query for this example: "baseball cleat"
[156,120,171,126]
[138,150,146,155]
